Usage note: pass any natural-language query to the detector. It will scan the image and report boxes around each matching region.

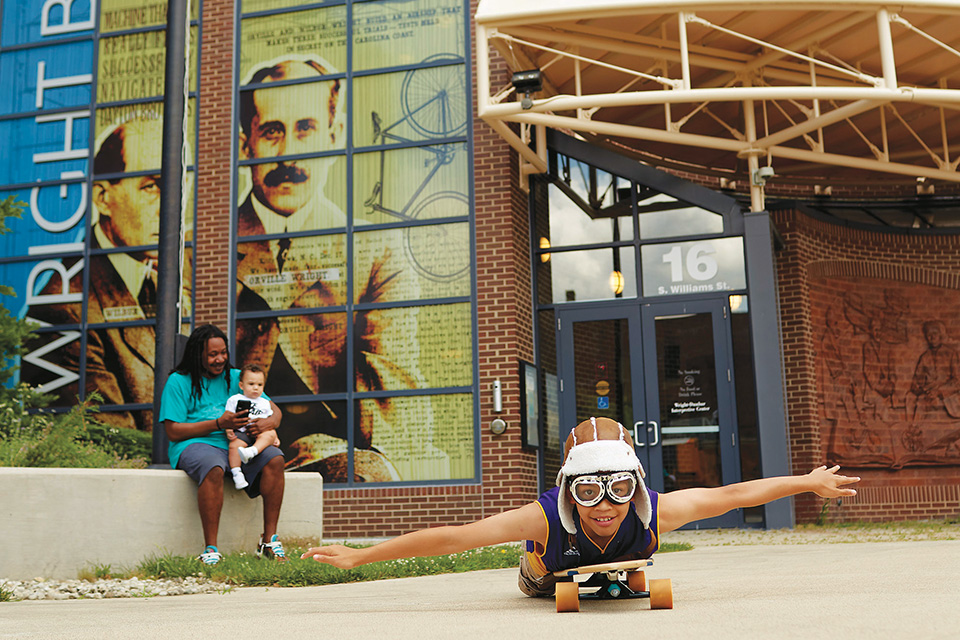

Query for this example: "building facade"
[2,0,958,537]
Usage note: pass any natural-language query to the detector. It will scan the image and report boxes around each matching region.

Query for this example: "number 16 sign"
[640,237,746,297]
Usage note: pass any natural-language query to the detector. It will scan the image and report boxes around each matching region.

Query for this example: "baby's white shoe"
[232,468,249,489]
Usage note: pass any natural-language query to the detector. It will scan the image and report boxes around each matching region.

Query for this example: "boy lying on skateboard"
[302,417,859,596]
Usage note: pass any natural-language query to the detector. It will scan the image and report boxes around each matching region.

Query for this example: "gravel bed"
[1,576,231,601]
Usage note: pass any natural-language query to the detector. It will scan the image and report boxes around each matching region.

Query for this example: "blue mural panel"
[1,0,96,48]
[1,255,85,399]
[0,114,90,185]
[0,42,94,114]
[0,186,87,259]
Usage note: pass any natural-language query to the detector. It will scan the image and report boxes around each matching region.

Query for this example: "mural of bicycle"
[363,54,470,284]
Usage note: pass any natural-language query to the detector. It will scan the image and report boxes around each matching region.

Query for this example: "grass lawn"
[76,540,693,588]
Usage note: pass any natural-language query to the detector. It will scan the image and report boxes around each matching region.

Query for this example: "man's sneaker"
[198,545,222,566]
[257,534,287,561]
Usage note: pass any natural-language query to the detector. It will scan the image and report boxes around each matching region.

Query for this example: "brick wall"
[323,485,485,537]
[194,0,233,328]
[774,207,960,523]
[824,483,960,522]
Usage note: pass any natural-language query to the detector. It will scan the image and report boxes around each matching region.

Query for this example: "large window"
[534,151,737,306]
[233,0,474,484]
[0,0,199,430]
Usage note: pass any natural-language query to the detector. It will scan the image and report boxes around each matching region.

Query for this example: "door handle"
[648,421,659,447]
[632,421,646,447]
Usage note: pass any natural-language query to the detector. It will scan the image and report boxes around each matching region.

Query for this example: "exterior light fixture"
[539,236,551,263]
[729,294,748,313]
[609,270,624,295]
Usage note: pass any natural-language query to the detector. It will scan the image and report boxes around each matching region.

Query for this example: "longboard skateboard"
[551,558,673,613]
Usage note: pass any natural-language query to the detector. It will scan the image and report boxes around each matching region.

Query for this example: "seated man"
[160,324,286,565]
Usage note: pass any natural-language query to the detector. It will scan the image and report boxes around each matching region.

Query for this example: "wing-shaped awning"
[476,0,960,209]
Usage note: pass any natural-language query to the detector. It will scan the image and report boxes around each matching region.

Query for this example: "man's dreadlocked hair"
[173,324,232,400]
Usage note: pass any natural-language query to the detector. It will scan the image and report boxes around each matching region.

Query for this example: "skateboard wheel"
[555,581,580,613]
[649,578,674,610]
[627,570,646,593]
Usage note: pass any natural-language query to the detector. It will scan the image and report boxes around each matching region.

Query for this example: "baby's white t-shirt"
[224,394,273,432]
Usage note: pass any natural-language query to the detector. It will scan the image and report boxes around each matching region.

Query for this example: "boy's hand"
[225,429,237,440]
[808,465,860,498]
[301,545,362,570]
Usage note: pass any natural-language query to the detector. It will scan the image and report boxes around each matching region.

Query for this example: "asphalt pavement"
[3,540,958,640]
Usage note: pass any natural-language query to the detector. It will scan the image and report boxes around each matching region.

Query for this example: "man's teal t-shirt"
[159,368,271,469]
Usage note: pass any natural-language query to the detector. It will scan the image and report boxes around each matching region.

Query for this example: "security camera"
[512,69,543,111]
[752,166,775,186]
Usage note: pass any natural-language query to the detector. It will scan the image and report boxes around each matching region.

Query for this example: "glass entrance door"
[556,299,742,528]
[641,299,741,528]
[557,305,650,477]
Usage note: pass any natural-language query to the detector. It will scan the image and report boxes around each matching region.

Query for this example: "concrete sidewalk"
[3,540,958,640]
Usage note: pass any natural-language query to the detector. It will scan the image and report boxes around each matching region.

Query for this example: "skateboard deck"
[551,558,672,613]
[552,558,653,578]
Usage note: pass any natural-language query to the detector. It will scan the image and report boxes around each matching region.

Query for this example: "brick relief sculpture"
[815,279,960,469]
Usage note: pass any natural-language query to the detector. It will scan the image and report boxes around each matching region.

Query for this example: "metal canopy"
[476,0,960,211]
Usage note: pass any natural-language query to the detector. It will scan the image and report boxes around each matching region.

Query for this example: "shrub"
[84,421,153,461]
[0,392,148,469]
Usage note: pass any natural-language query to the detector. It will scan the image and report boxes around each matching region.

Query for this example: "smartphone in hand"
[236,399,252,415]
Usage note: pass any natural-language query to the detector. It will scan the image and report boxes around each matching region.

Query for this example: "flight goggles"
[569,471,637,507]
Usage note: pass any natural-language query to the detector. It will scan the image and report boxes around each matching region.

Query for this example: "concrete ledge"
[0,467,323,580]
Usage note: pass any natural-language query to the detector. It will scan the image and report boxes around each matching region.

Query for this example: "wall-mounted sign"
[520,360,540,449]
[641,237,745,297]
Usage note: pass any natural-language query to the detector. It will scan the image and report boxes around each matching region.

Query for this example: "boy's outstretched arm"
[658,465,860,533]
[301,501,548,569]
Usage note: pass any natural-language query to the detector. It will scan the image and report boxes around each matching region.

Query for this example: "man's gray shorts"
[177,434,283,498]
